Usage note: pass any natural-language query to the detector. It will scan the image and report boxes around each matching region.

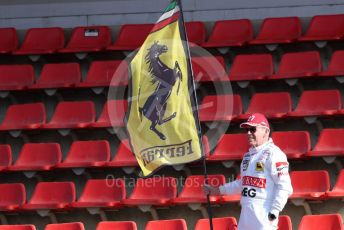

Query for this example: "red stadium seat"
[145,219,187,230]
[107,24,153,51]
[0,28,18,54]
[60,26,111,53]
[272,131,310,159]
[8,143,62,171]
[229,54,273,81]
[23,182,75,210]
[45,222,85,230]
[287,90,341,118]
[202,19,253,47]
[108,139,138,167]
[199,94,243,122]
[238,92,291,119]
[0,183,26,211]
[319,50,344,77]
[0,103,46,131]
[14,27,64,55]
[195,217,238,230]
[32,63,81,89]
[250,17,301,45]
[122,177,177,206]
[298,214,343,230]
[299,14,344,41]
[185,21,206,47]
[278,215,292,230]
[97,221,137,230]
[173,174,225,204]
[327,169,344,198]
[192,56,226,82]
[0,225,36,230]
[77,60,128,88]
[271,51,322,79]
[305,129,344,157]
[290,170,330,200]
[92,100,127,128]
[72,179,125,208]
[56,140,110,168]
[0,64,34,91]
[43,101,95,129]
[208,134,249,161]
[0,144,12,171]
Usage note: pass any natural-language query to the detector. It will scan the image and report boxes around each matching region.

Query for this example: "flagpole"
[176,0,214,229]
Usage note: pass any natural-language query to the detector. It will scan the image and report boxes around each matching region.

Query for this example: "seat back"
[0,28,18,53]
[290,170,330,194]
[185,21,206,45]
[96,221,137,230]
[65,140,110,163]
[294,90,341,113]
[246,92,291,116]
[145,219,187,230]
[0,183,26,207]
[0,65,34,89]
[0,225,36,230]
[45,222,85,230]
[195,217,238,230]
[313,129,344,152]
[37,63,81,86]
[298,214,343,230]
[272,131,310,157]
[130,177,177,200]
[97,100,127,127]
[0,144,12,168]
[278,215,292,230]
[29,182,75,205]
[212,134,249,160]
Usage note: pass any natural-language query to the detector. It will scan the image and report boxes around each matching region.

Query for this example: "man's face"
[245,126,269,147]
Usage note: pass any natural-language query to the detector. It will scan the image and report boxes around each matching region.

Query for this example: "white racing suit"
[219,138,293,230]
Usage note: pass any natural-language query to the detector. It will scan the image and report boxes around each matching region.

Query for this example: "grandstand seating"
[122,177,177,206]
[0,144,12,171]
[59,26,111,53]
[56,140,110,168]
[305,129,344,157]
[202,19,253,47]
[238,92,292,119]
[44,222,85,230]
[271,51,321,79]
[191,56,227,82]
[290,170,330,200]
[0,27,18,54]
[207,133,249,161]
[0,103,46,131]
[194,217,238,230]
[278,215,293,230]
[107,24,153,51]
[199,94,243,121]
[228,54,273,81]
[8,143,62,171]
[287,90,341,118]
[31,63,81,89]
[22,182,75,210]
[43,101,95,129]
[91,100,127,128]
[185,21,206,46]
[14,27,64,55]
[0,64,34,91]
[0,183,26,211]
[96,221,137,230]
[272,131,310,159]
[145,219,187,230]
[72,179,125,208]
[107,139,138,167]
[319,50,344,77]
[173,174,225,204]
[298,214,343,230]
[298,14,344,41]
[0,226,36,230]
[249,17,301,45]
[327,169,344,198]
[77,60,128,88]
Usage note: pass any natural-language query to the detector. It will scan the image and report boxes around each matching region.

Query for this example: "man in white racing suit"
[203,113,293,230]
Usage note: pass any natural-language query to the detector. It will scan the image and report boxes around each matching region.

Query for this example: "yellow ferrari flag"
[125,0,203,177]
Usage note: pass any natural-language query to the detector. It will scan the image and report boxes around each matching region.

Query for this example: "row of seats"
[0,137,209,171]
[2,50,344,92]
[199,90,344,122]
[2,89,342,132]
[0,170,342,212]
[0,100,126,131]
[1,14,344,55]
[1,214,341,229]
[0,128,342,172]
